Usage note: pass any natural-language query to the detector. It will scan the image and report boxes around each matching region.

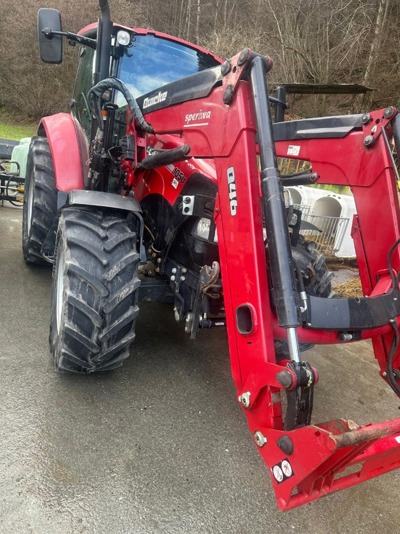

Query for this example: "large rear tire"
[50,208,141,373]
[22,137,57,265]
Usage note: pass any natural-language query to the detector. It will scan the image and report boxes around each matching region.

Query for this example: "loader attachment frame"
[139,50,400,509]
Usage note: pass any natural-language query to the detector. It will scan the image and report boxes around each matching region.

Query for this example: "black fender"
[43,190,146,262]
[65,189,142,214]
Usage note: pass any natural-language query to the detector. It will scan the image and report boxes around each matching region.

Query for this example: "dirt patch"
[333,276,363,297]
[328,259,362,297]
[328,259,358,271]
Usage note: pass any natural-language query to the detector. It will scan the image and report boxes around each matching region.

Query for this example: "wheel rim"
[26,177,34,235]
[56,246,65,335]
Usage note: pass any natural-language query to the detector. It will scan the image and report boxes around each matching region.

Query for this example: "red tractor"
[23,0,400,510]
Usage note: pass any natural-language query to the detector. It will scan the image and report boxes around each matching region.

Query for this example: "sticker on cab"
[287,145,301,156]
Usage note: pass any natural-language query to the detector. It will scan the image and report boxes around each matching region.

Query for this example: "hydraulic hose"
[88,77,154,133]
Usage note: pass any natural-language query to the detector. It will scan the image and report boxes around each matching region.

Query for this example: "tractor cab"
[38,8,221,136]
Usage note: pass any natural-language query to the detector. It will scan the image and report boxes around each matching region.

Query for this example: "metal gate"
[296,205,350,258]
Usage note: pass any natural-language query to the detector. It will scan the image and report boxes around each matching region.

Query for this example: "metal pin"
[287,327,301,363]
[254,431,267,447]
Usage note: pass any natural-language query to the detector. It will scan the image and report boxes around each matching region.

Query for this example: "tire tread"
[50,208,141,373]
[22,136,57,265]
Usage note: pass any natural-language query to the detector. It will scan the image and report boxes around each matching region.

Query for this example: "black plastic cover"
[306,291,400,330]
[273,114,364,141]
[0,138,18,160]
[136,66,222,114]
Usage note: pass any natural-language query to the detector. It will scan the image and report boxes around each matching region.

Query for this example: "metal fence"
[295,205,350,258]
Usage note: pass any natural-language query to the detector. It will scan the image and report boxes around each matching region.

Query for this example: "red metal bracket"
[256,417,400,510]
[221,48,253,105]
[221,49,273,106]
[238,360,319,409]
[361,107,397,148]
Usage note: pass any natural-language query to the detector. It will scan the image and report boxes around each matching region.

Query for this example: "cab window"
[118,34,220,99]
[72,46,95,135]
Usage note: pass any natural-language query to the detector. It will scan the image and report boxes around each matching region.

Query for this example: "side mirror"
[38,8,63,64]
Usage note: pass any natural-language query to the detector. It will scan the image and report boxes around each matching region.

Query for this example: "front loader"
[22,0,400,510]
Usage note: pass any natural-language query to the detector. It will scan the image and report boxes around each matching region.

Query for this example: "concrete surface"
[0,205,399,534]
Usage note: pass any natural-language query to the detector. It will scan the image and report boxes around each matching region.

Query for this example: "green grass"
[0,115,37,141]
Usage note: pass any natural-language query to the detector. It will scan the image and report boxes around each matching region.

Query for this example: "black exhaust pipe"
[95,0,113,83]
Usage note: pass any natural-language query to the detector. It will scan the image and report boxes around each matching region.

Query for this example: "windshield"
[118,34,220,99]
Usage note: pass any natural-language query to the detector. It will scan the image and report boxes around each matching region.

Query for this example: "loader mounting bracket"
[257,417,400,510]
[283,361,316,430]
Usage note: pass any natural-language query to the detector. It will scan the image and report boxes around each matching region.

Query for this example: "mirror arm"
[42,29,97,50]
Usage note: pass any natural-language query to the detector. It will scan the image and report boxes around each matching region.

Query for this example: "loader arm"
[136,50,400,510]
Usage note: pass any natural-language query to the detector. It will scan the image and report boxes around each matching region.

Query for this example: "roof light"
[116,30,131,46]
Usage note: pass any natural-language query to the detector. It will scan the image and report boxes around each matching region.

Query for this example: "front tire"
[292,235,333,298]
[274,236,333,357]
[50,208,141,373]
[22,136,57,265]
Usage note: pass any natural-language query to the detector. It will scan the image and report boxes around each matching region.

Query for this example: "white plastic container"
[287,185,356,258]
[10,137,31,178]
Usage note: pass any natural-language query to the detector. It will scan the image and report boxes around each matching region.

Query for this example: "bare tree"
[196,0,201,44]
[0,0,399,119]
[0,0,140,118]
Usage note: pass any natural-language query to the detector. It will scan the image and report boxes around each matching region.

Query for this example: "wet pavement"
[0,205,399,534]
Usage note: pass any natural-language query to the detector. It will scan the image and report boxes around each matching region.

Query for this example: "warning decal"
[287,145,300,156]
[271,458,294,484]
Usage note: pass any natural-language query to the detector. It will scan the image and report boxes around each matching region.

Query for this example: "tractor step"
[257,418,400,510]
